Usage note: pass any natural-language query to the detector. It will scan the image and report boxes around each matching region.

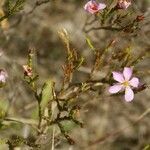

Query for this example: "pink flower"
[109,67,139,102]
[84,0,106,14]
[116,0,131,9]
[0,69,8,86]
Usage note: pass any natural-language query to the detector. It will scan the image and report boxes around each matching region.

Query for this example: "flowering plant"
[0,0,148,149]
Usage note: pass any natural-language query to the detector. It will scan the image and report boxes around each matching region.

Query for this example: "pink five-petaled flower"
[109,67,139,102]
[0,69,8,87]
[116,0,131,9]
[84,0,106,14]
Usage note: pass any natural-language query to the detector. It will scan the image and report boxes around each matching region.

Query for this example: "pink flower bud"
[23,65,33,77]
[116,0,131,9]
[84,0,106,14]
[136,15,145,22]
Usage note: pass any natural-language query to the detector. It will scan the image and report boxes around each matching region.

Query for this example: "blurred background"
[0,0,150,149]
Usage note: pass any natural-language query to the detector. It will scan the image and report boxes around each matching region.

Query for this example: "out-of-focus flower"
[0,69,8,87]
[116,0,131,9]
[109,67,140,102]
[0,52,3,57]
[136,15,145,22]
[84,0,106,14]
[0,48,4,57]
[23,65,33,77]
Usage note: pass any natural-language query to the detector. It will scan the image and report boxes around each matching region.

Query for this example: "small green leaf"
[61,121,76,132]
[86,37,96,52]
[40,79,54,112]
[75,56,84,69]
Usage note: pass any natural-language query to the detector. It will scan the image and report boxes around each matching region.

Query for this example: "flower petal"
[84,1,93,11]
[125,86,134,102]
[84,2,90,10]
[123,67,133,81]
[112,72,124,83]
[98,3,106,10]
[129,77,139,88]
[109,84,122,94]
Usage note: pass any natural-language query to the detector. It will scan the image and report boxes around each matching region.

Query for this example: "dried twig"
[27,0,50,14]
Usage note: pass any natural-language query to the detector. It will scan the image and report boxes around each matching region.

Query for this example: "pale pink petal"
[84,1,94,11]
[129,77,139,88]
[98,3,106,10]
[112,72,124,83]
[84,2,90,10]
[109,84,122,94]
[125,86,134,102]
[123,67,132,81]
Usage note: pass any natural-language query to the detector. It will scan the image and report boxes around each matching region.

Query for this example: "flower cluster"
[84,0,131,14]
[109,67,139,102]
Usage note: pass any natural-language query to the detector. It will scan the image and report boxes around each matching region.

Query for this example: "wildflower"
[109,67,139,102]
[84,0,106,14]
[23,65,33,77]
[0,69,8,87]
[116,0,131,9]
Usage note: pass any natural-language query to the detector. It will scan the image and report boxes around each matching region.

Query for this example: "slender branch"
[4,117,38,125]
[85,26,123,33]
[38,100,42,131]
[57,79,109,100]
[27,0,50,14]
[0,14,11,22]
[0,0,51,24]
[0,0,25,23]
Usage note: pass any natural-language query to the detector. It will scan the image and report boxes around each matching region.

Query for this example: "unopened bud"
[116,0,131,10]
[23,65,33,77]
[136,15,145,22]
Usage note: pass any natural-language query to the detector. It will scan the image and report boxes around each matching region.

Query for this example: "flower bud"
[136,15,145,22]
[23,65,33,77]
[116,0,131,10]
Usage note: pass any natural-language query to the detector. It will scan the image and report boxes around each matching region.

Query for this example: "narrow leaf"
[40,79,54,112]
[86,37,96,52]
